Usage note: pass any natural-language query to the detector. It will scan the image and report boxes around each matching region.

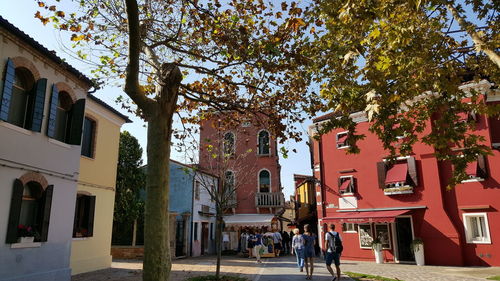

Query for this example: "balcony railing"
[255,192,284,208]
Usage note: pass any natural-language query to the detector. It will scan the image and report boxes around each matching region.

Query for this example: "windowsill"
[383,185,413,195]
[257,154,271,157]
[48,138,72,148]
[466,240,491,244]
[492,143,500,149]
[11,242,42,249]
[81,155,95,161]
[337,145,350,150]
[72,237,90,241]
[461,178,485,183]
[0,121,33,136]
[341,192,356,196]
[344,231,357,233]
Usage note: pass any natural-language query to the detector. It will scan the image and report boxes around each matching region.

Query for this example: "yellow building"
[294,174,317,230]
[70,94,130,275]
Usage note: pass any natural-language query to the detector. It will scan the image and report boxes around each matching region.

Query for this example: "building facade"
[311,81,500,266]
[293,174,317,232]
[0,16,91,281]
[70,95,130,275]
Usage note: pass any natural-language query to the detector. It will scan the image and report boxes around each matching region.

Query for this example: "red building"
[311,81,500,266]
[198,113,284,243]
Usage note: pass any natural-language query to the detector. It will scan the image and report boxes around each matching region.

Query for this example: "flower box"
[383,186,413,195]
[18,236,34,243]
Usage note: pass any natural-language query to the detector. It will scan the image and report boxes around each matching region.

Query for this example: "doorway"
[175,220,185,257]
[201,222,209,255]
[395,217,415,262]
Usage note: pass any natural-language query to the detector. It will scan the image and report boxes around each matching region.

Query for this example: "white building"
[191,171,218,256]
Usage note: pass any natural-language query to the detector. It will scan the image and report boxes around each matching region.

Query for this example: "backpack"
[327,231,343,254]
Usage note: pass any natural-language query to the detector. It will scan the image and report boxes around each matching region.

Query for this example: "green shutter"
[68,98,86,145]
[40,185,54,242]
[46,85,59,138]
[86,196,96,237]
[30,78,47,132]
[6,179,24,243]
[0,58,16,121]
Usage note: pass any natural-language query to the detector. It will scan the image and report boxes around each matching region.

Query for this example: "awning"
[465,161,478,176]
[339,179,351,191]
[323,209,409,223]
[385,163,408,184]
[223,214,275,227]
[337,134,348,144]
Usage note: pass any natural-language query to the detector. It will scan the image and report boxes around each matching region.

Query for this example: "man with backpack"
[325,224,343,281]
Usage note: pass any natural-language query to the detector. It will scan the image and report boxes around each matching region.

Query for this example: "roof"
[0,16,93,86]
[87,94,132,123]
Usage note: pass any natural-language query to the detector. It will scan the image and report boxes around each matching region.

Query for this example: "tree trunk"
[132,219,137,247]
[215,212,223,280]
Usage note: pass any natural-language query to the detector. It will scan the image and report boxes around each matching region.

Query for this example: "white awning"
[223,214,276,227]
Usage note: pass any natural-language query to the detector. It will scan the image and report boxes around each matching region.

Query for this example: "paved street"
[71,255,500,281]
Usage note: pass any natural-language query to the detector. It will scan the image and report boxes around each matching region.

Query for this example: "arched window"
[19,181,43,231]
[223,132,235,156]
[258,130,270,155]
[259,170,270,193]
[8,67,35,128]
[54,91,73,142]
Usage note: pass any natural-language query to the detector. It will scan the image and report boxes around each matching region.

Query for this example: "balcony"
[255,192,284,208]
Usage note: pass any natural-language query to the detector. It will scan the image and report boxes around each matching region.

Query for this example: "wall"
[70,99,125,275]
[191,172,217,256]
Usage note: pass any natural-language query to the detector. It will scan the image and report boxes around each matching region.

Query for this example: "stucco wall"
[191,173,217,256]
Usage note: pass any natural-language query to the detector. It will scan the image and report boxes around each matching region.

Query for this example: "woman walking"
[303,224,316,280]
[291,228,305,272]
[253,229,264,263]
[247,230,255,258]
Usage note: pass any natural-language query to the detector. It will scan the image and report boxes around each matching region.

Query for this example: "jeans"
[295,248,305,269]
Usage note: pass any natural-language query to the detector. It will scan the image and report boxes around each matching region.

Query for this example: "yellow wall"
[70,102,124,275]
[296,180,314,221]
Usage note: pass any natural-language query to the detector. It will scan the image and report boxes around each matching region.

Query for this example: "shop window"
[460,154,488,182]
[338,176,356,195]
[73,194,96,238]
[258,170,271,193]
[81,117,96,158]
[463,213,491,244]
[374,224,391,249]
[194,181,200,200]
[358,224,373,249]
[342,223,357,233]
[222,132,235,157]
[336,131,349,149]
[258,130,270,155]
[377,157,418,189]
[6,179,53,243]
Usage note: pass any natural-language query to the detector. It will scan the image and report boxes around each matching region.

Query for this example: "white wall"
[191,172,217,256]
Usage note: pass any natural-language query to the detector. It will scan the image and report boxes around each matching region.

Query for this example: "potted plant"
[17,224,37,243]
[371,238,383,264]
[411,237,425,266]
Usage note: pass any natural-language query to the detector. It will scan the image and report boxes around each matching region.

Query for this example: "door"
[201,222,209,255]
[175,220,185,257]
[395,217,415,262]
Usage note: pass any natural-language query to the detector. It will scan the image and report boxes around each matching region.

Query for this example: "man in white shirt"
[272,229,283,256]
[325,224,342,281]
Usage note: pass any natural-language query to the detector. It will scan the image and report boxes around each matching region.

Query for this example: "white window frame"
[343,223,357,233]
[463,212,491,244]
[358,223,373,249]
[336,131,349,149]
[374,223,392,250]
[339,175,355,195]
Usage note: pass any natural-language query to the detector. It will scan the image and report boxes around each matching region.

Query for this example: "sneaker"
[300,268,303,272]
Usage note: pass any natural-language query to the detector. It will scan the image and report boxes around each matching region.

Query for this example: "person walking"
[273,229,283,257]
[303,224,316,280]
[325,224,343,281]
[253,229,264,264]
[291,228,305,272]
[282,230,290,255]
[247,229,255,258]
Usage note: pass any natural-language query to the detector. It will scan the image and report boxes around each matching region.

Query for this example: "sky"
[0,0,313,198]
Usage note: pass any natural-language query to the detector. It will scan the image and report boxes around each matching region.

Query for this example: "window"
[81,117,96,158]
[6,178,53,243]
[54,91,73,142]
[358,224,373,249]
[461,155,488,182]
[73,194,96,238]
[7,67,35,128]
[342,223,357,233]
[258,170,270,193]
[338,176,356,195]
[194,181,200,200]
[194,222,199,241]
[377,156,418,189]
[489,113,500,147]
[223,132,235,157]
[463,213,491,244]
[210,223,214,240]
[210,184,215,202]
[224,171,235,201]
[336,131,349,149]
[374,224,391,249]
[258,130,270,155]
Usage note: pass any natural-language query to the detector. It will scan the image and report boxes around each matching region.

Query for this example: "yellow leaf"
[369,28,380,39]
[71,34,85,41]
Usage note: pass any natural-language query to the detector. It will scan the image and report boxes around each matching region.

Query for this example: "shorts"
[325,251,340,266]
[247,242,254,248]
[304,247,315,258]
[274,243,282,250]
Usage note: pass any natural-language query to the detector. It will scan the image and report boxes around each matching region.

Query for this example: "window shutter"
[477,154,488,179]
[337,177,342,188]
[376,162,387,189]
[87,196,96,237]
[46,85,59,138]
[6,179,24,243]
[0,58,16,121]
[68,98,86,145]
[30,78,47,132]
[407,156,418,187]
[40,185,54,242]
[352,177,357,193]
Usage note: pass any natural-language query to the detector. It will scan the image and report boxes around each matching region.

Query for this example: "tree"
[113,131,145,246]
[303,0,499,187]
[35,1,313,279]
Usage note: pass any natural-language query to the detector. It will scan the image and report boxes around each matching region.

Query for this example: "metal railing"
[255,192,284,208]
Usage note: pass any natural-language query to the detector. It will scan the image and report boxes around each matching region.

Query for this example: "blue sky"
[0,0,312,198]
